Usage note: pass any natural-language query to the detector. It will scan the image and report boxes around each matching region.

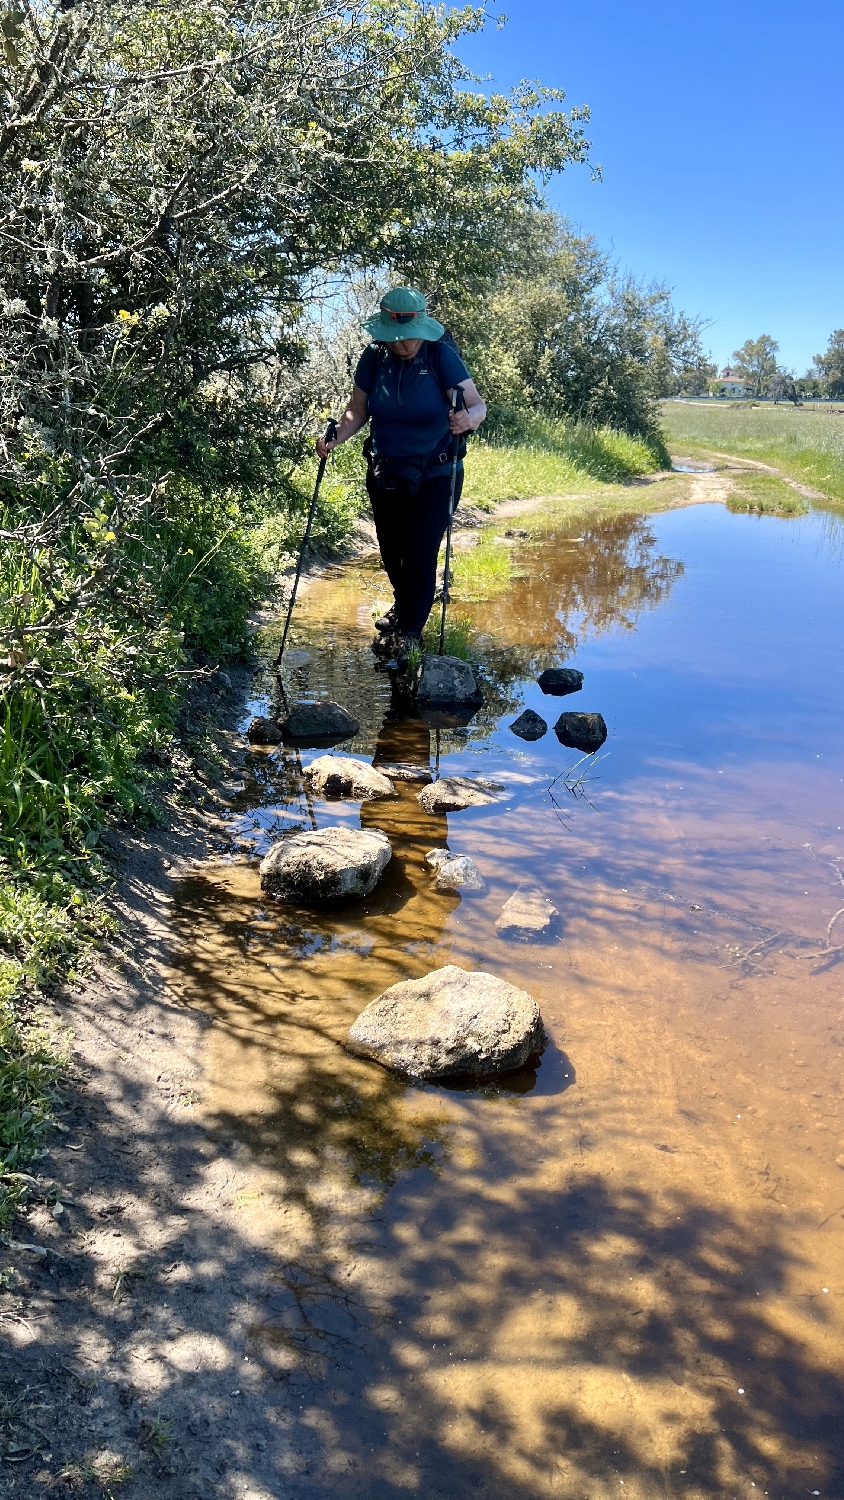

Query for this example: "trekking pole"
[438,387,465,656]
[274,418,337,671]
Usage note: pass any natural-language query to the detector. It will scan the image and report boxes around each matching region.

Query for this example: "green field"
[661,400,844,504]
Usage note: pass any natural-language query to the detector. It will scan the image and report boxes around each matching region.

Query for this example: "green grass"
[420,612,474,660]
[462,413,666,506]
[726,471,808,517]
[661,400,844,504]
[450,536,515,601]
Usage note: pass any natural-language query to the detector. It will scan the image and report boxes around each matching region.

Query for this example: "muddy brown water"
[168,501,844,1499]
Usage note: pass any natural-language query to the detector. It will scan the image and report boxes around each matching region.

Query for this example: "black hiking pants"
[367,465,464,638]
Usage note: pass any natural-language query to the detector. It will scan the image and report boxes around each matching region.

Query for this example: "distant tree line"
[711,331,844,403]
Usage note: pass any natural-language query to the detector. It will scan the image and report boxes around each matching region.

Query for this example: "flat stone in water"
[347,964,546,1080]
[259,826,391,903]
[554,711,607,752]
[279,700,360,744]
[247,715,283,745]
[496,887,559,941]
[304,755,395,801]
[375,761,434,784]
[416,654,483,707]
[425,848,486,893]
[417,775,504,814]
[538,667,584,697]
[510,708,548,741]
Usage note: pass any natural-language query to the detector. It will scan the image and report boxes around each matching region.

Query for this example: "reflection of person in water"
[358,708,458,925]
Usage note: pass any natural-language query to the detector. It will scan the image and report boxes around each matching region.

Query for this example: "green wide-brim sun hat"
[362,286,445,343]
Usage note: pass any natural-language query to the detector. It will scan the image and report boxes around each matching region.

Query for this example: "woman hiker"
[316,286,487,655]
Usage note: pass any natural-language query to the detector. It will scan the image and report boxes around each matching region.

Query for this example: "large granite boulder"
[247,715,283,745]
[416,654,483,707]
[496,887,559,941]
[538,667,584,697]
[554,711,607,752]
[417,776,504,814]
[259,826,391,903]
[347,965,546,1080]
[510,708,547,741]
[425,849,486,893]
[279,700,360,744]
[304,755,395,801]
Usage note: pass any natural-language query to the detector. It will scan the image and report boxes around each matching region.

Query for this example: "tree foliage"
[731,335,780,397]
[811,330,844,400]
[445,214,710,442]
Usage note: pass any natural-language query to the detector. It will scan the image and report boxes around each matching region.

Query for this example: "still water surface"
[170,502,844,1498]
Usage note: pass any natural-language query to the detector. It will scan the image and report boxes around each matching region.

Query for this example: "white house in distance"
[713,367,753,397]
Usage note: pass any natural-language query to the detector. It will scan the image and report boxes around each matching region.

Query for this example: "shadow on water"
[155,500,844,1494]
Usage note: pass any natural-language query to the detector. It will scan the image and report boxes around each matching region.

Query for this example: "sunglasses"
[386,309,420,323]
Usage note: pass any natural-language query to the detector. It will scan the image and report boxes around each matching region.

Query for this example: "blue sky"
[457,1,843,374]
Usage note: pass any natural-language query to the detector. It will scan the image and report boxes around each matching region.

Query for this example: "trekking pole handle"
[318,417,338,463]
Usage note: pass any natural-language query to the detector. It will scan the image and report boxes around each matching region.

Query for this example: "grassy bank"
[661,400,844,503]
[463,414,667,505]
[0,467,358,1223]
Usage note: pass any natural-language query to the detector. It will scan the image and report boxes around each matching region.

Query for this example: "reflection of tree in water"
[476,513,684,663]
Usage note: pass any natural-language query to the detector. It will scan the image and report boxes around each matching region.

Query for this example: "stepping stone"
[416,654,483,707]
[279,700,360,744]
[553,712,607,752]
[247,715,283,745]
[375,762,433,784]
[259,826,391,903]
[510,709,547,741]
[538,667,584,696]
[347,964,546,1080]
[304,755,395,801]
[425,849,486,893]
[496,888,559,941]
[417,776,504,814]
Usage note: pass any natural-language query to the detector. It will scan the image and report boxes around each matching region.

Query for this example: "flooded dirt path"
[169,500,844,1498]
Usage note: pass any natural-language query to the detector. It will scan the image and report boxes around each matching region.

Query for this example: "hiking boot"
[373,604,399,633]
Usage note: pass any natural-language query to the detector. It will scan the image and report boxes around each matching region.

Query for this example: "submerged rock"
[538,667,584,697]
[304,755,395,801]
[375,762,433,784]
[496,887,559,941]
[347,964,546,1080]
[510,708,547,741]
[425,848,486,893]
[279,700,360,743]
[417,775,504,814]
[416,654,484,707]
[247,715,284,745]
[553,711,607,752]
[259,826,391,903]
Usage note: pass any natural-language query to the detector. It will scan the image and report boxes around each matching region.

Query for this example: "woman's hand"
[448,379,487,436]
[448,406,474,435]
[316,384,369,459]
[316,433,338,460]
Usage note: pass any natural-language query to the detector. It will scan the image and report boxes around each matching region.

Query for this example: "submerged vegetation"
[662,402,844,504]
